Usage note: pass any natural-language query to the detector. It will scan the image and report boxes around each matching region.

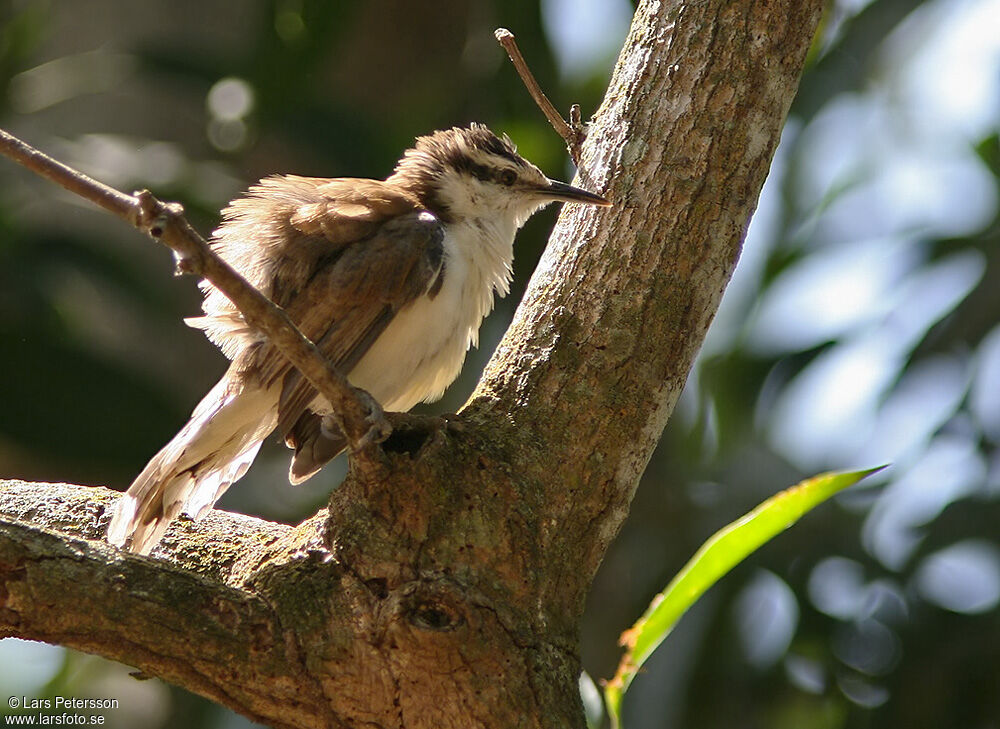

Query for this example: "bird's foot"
[344,387,392,452]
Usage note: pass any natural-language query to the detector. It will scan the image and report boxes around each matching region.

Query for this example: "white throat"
[450,214,517,319]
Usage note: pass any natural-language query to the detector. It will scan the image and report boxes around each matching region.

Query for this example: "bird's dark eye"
[499,169,517,186]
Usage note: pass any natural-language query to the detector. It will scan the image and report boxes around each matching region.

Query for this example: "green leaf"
[603,467,885,729]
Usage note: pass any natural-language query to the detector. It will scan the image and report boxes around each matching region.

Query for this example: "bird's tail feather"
[284,411,347,485]
[107,374,277,554]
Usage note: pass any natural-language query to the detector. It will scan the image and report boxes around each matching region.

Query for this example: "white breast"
[343,218,515,412]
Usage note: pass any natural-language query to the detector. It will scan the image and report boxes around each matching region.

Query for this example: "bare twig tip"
[569,104,582,128]
[175,256,197,275]
[135,188,154,209]
[492,26,587,164]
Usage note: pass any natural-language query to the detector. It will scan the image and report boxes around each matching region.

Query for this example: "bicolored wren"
[108,123,609,554]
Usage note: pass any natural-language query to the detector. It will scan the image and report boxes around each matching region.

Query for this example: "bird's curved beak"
[539,179,611,206]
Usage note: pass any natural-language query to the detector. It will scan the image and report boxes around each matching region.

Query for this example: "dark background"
[1,1,998,728]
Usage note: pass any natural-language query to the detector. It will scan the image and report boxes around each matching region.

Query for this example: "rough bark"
[0,1,822,727]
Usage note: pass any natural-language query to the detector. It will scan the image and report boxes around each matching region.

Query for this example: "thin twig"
[494,28,587,162]
[0,128,135,219]
[0,127,389,451]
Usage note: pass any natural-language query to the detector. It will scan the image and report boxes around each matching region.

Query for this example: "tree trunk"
[0,1,822,727]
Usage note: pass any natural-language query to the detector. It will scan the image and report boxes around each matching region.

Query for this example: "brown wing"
[241,192,445,440]
[216,176,428,307]
[190,176,432,356]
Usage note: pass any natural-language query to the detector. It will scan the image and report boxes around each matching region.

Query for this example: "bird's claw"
[349,388,392,452]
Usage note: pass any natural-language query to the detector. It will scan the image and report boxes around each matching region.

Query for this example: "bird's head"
[389,123,609,227]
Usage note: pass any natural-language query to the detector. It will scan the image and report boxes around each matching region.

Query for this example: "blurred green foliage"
[1,1,998,729]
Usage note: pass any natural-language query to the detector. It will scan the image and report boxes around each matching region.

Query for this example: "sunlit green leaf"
[604,466,885,728]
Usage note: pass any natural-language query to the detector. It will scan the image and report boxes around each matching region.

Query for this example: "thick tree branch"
[0,1,823,727]
[0,129,387,451]
[0,477,568,729]
[0,481,319,729]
